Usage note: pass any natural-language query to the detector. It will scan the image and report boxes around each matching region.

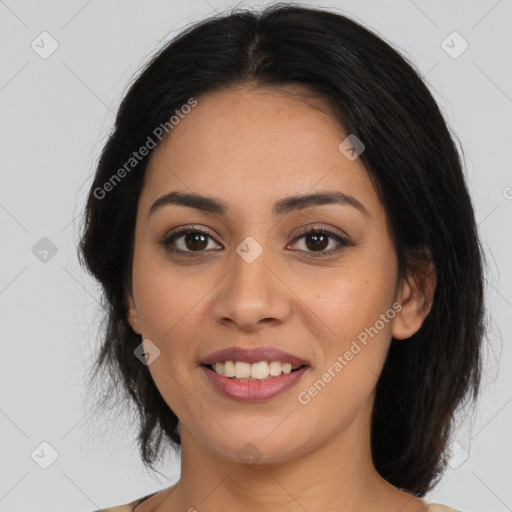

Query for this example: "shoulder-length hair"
[78,2,487,496]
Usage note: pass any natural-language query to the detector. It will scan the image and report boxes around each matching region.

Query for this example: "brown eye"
[182,232,209,251]
[161,228,221,254]
[304,232,330,251]
[289,227,350,257]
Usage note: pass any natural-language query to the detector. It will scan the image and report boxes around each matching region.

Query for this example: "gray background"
[1,0,511,511]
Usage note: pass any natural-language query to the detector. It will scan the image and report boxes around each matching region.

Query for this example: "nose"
[210,247,292,331]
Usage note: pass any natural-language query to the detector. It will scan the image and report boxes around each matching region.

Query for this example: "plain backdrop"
[1,0,511,511]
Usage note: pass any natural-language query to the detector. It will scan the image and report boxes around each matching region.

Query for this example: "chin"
[200,427,311,466]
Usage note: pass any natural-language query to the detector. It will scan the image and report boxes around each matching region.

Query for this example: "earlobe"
[126,293,142,335]
[392,262,436,341]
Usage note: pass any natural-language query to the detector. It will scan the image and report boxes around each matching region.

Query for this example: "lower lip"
[201,365,309,402]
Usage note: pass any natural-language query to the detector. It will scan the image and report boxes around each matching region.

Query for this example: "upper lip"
[199,346,310,367]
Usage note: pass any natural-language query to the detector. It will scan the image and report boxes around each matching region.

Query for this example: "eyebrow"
[148,190,370,218]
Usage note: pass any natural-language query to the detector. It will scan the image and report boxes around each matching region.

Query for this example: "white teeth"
[234,361,251,379]
[223,360,235,377]
[251,361,269,379]
[269,361,281,376]
[281,363,292,374]
[209,360,301,380]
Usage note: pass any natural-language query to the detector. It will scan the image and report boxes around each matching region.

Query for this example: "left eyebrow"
[148,190,370,218]
[273,191,370,218]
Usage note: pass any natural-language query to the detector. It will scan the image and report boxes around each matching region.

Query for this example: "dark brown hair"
[78,2,487,496]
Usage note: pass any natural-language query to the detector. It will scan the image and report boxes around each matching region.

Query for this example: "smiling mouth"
[201,362,308,381]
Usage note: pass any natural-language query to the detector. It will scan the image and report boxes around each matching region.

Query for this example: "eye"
[288,226,350,257]
[160,227,221,254]
[159,225,351,257]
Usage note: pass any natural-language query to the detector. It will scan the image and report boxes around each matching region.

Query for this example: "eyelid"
[291,222,348,241]
[162,224,217,241]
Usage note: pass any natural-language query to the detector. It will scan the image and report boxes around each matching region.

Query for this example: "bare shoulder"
[91,505,136,512]
[90,498,143,512]
[427,504,462,512]
[90,499,460,512]
[91,486,175,512]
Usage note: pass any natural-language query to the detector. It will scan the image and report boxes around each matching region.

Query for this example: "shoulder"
[90,503,136,512]
[91,496,461,512]
[91,506,135,512]
[90,499,140,511]
[90,495,152,512]
[90,486,173,512]
[427,504,462,512]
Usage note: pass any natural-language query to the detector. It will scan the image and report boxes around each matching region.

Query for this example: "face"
[126,85,430,466]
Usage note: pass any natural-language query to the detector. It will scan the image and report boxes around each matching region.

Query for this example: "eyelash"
[159,225,351,258]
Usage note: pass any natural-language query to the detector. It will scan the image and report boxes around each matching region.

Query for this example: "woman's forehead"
[141,87,381,219]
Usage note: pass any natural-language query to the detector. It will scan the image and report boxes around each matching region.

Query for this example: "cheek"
[299,260,397,399]
[297,281,395,428]
[303,265,397,341]
[131,247,206,338]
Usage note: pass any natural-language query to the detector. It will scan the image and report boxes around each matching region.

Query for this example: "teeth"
[281,363,293,374]
[269,361,282,376]
[214,362,226,376]
[235,361,251,379]
[210,361,300,380]
[222,361,235,377]
[250,361,269,379]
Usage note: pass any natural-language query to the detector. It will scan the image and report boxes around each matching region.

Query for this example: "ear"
[126,292,142,335]
[392,250,437,341]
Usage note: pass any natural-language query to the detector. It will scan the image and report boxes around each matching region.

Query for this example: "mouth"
[198,346,311,400]
[201,361,308,382]
[200,362,309,402]
[199,346,310,371]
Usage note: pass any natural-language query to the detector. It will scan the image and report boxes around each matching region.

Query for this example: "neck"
[159,394,427,512]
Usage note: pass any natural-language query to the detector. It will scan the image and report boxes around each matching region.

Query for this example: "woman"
[79,3,486,511]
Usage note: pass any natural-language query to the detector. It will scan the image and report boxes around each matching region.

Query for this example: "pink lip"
[201,365,309,402]
[199,346,310,368]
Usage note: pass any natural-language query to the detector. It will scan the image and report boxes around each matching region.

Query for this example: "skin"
[126,85,436,512]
